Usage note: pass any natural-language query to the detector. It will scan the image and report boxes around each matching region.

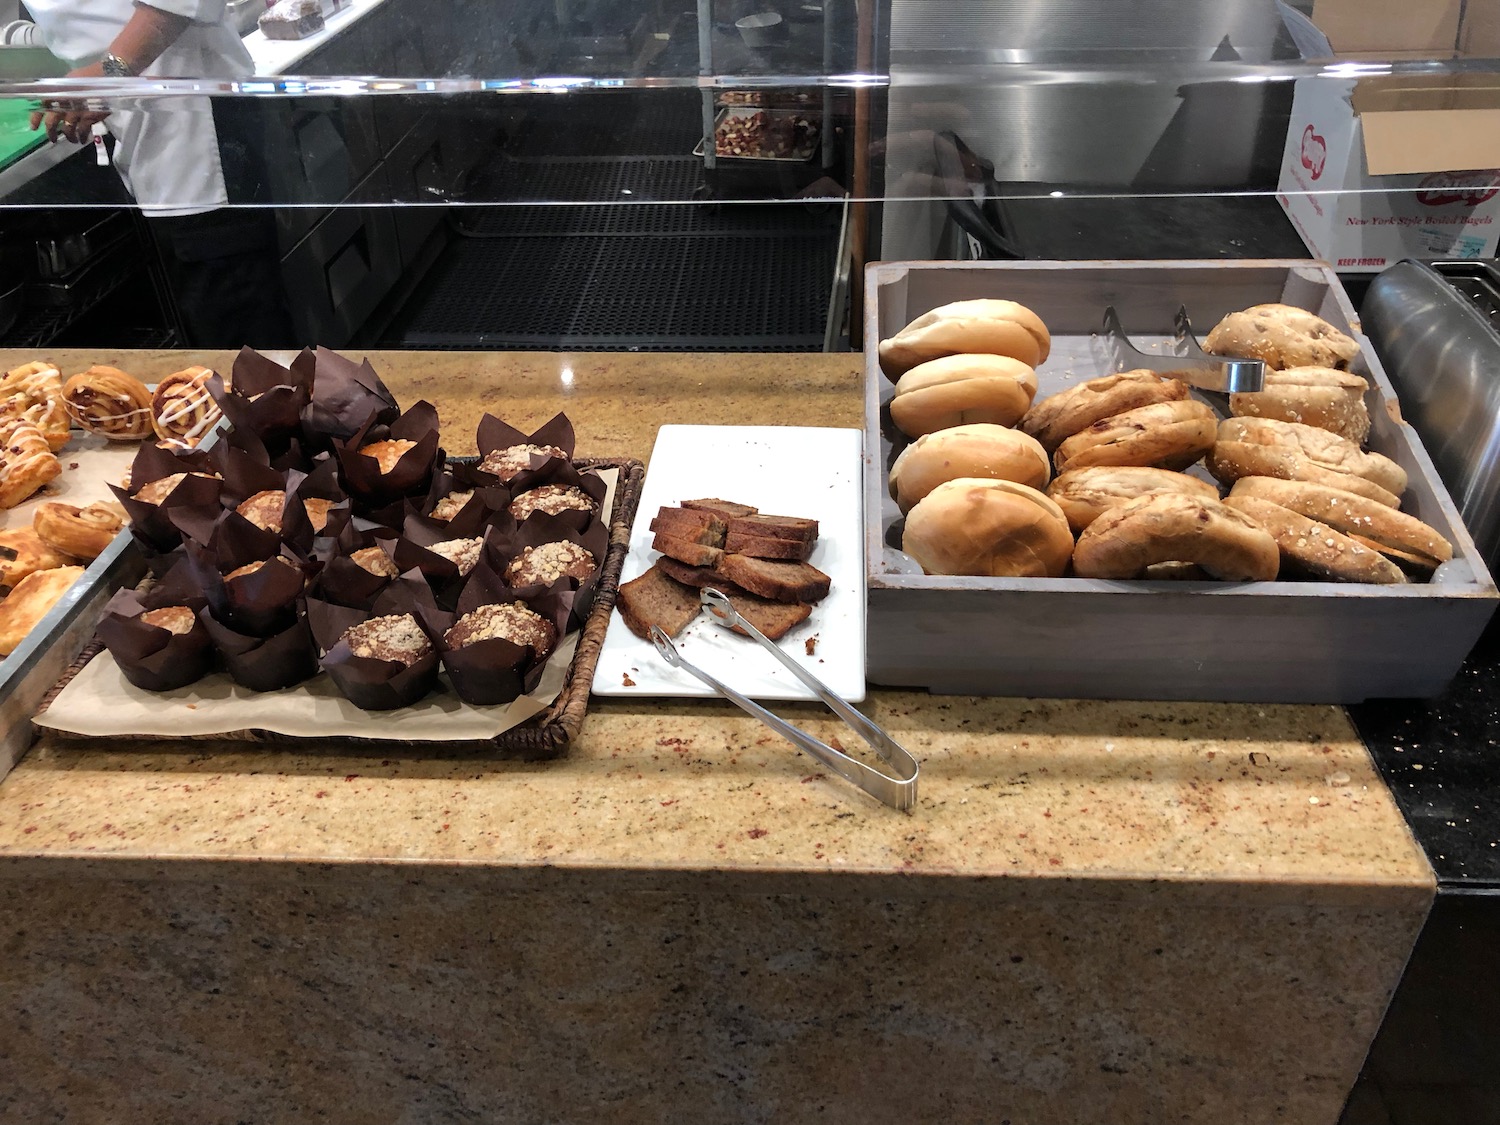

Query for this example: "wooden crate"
[864,260,1499,702]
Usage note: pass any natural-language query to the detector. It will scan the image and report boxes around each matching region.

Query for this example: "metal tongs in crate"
[649,589,919,811]
[1100,305,1266,394]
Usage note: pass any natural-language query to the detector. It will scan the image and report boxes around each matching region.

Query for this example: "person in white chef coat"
[25,0,293,346]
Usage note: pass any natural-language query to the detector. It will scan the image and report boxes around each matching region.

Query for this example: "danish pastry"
[0,418,63,509]
[33,501,124,560]
[1019,370,1190,453]
[1072,493,1280,582]
[0,361,63,403]
[1204,304,1361,372]
[0,565,85,656]
[152,365,222,445]
[0,527,77,589]
[62,366,154,441]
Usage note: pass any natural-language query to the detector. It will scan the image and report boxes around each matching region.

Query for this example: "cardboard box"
[1305,0,1461,56]
[1276,77,1500,270]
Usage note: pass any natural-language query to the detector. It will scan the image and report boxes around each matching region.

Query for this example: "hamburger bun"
[1046,465,1220,534]
[1072,493,1280,582]
[1228,366,1371,444]
[888,353,1038,437]
[1053,399,1218,474]
[879,299,1051,378]
[1206,416,1406,506]
[1019,370,1189,453]
[901,477,1073,577]
[889,424,1051,513]
[1203,304,1362,372]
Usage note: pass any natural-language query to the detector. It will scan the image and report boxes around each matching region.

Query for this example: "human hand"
[29,63,111,144]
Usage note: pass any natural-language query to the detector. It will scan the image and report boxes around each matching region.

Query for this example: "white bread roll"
[888,353,1038,437]
[902,477,1073,577]
[879,299,1051,378]
[889,424,1050,513]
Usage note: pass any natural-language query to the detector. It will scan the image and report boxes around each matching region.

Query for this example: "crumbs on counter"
[805,635,819,656]
[622,673,636,687]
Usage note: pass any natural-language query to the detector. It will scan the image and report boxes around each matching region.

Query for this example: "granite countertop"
[0,349,1435,902]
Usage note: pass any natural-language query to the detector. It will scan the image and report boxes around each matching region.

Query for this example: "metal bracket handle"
[1099,304,1265,394]
[649,589,919,811]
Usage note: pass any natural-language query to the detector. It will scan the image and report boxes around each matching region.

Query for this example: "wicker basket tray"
[34,457,645,760]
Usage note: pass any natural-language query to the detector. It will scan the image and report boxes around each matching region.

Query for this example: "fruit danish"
[61,366,154,441]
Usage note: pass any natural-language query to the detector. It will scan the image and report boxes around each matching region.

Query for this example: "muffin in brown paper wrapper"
[187,538,308,638]
[301,347,400,448]
[211,348,314,456]
[412,461,511,534]
[438,565,575,706]
[288,461,353,545]
[201,606,319,693]
[139,554,210,613]
[112,442,225,556]
[504,462,609,534]
[210,441,287,512]
[490,511,610,628]
[307,576,449,711]
[473,412,576,486]
[335,400,442,509]
[96,589,214,692]
[400,497,511,555]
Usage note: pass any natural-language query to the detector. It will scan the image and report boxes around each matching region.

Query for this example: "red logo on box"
[1415,171,1500,207]
[1300,125,1327,180]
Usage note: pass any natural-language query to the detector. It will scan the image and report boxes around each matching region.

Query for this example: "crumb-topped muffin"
[430,490,474,521]
[139,605,196,634]
[357,438,416,474]
[131,471,218,505]
[302,497,336,533]
[444,600,556,659]
[505,540,596,587]
[341,613,431,666]
[477,444,566,482]
[508,484,594,521]
[429,537,483,575]
[224,556,298,583]
[237,489,286,533]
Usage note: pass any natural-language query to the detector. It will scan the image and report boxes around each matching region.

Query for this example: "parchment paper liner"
[334,400,442,509]
[301,347,400,448]
[307,576,449,710]
[438,565,575,706]
[505,462,609,534]
[412,462,511,535]
[96,589,214,692]
[112,441,224,555]
[201,606,319,692]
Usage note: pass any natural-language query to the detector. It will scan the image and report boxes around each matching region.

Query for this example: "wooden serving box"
[863,260,1500,703]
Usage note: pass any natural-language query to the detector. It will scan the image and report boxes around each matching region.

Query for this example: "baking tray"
[32,457,645,762]
[693,107,820,164]
[864,259,1500,703]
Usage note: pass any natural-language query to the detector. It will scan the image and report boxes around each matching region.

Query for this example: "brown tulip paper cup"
[307,576,449,711]
[505,462,609,534]
[335,400,442,509]
[439,566,575,706]
[188,537,307,638]
[201,605,319,692]
[210,441,287,512]
[289,460,353,545]
[96,589,214,692]
[301,347,400,448]
[112,441,225,555]
[212,348,314,453]
[475,412,578,493]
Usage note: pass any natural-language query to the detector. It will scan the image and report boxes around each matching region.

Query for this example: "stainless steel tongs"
[649,589,919,811]
[1099,304,1266,394]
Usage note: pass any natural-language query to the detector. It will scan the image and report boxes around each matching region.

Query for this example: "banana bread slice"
[657,556,719,587]
[716,554,831,603]
[615,563,702,640]
[648,506,727,547]
[722,530,815,560]
[726,514,818,543]
[652,532,724,568]
[722,590,812,640]
[682,498,759,519]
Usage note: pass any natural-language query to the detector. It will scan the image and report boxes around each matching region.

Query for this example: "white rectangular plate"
[592,425,865,701]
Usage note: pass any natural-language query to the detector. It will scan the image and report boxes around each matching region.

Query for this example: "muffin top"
[357,438,417,474]
[429,537,484,576]
[350,546,400,578]
[341,613,431,666]
[139,605,196,635]
[237,489,287,533]
[430,490,474,522]
[477,444,566,482]
[504,540,596,587]
[444,600,556,658]
[508,484,594,521]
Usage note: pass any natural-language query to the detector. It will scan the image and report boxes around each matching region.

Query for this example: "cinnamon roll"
[151,365,222,446]
[33,501,125,560]
[62,366,153,441]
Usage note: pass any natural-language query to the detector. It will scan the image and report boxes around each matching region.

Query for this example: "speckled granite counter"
[0,351,1433,1125]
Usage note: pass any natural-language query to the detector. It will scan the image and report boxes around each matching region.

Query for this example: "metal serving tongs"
[1099,304,1266,394]
[649,589,919,811]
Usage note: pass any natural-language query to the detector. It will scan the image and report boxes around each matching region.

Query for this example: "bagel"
[1053,399,1218,474]
[1229,366,1371,444]
[879,299,1051,378]
[1072,493,1280,582]
[889,424,1051,513]
[1046,466,1220,534]
[888,353,1038,437]
[1224,494,1405,585]
[901,477,1073,577]
[1227,477,1452,572]
[1203,304,1362,372]
[1019,370,1189,453]
[1207,417,1406,506]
